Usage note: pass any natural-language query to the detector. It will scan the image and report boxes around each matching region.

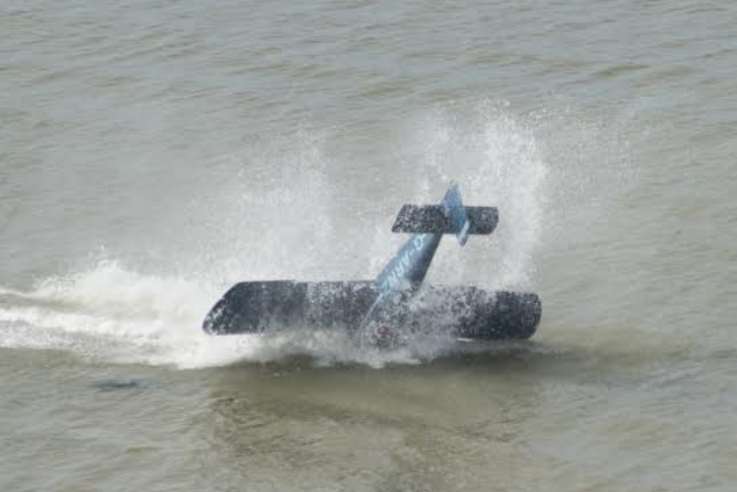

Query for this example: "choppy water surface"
[2,1,736,490]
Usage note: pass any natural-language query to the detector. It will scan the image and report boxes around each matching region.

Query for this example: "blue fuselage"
[375,233,442,294]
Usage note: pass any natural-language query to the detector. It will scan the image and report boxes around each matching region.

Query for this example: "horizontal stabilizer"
[391,205,498,235]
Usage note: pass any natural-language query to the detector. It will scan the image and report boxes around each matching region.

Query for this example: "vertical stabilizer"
[442,182,470,246]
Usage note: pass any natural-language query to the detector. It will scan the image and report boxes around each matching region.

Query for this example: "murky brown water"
[2,1,736,490]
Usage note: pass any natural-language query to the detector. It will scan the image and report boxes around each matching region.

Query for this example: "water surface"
[2,1,736,490]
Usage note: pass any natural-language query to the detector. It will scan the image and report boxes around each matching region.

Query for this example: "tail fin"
[391,183,497,245]
[442,182,471,245]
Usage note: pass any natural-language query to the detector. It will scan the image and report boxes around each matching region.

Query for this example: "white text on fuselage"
[379,235,427,292]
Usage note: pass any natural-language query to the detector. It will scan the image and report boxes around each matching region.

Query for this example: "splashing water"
[411,101,548,289]
[0,103,552,368]
[0,259,457,368]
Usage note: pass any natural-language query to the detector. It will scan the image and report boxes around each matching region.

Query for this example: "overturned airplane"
[203,183,541,346]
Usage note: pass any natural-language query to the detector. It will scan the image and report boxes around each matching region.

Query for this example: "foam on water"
[0,103,551,368]
[0,263,457,368]
[0,259,479,368]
